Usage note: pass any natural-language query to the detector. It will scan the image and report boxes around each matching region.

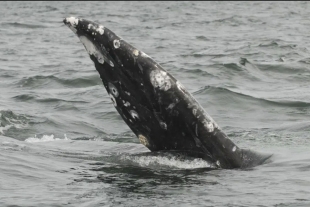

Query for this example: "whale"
[63,17,272,169]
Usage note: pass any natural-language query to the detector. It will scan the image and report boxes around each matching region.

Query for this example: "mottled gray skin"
[63,17,271,169]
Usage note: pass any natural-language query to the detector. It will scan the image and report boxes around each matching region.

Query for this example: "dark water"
[1,1,310,206]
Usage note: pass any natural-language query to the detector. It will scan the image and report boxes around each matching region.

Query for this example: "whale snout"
[63,17,79,27]
[63,16,106,37]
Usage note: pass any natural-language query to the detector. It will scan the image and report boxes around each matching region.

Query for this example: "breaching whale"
[63,17,271,169]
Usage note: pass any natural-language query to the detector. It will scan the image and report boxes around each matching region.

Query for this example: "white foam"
[25,134,69,143]
[121,154,214,169]
[0,125,12,134]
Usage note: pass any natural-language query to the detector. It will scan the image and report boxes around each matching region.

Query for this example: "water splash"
[25,134,69,143]
[119,153,216,169]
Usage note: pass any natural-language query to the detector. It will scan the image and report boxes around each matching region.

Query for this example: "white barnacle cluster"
[79,36,105,64]
[123,101,130,107]
[201,110,219,131]
[87,24,105,35]
[133,49,139,57]
[96,25,105,35]
[66,17,79,33]
[108,83,119,98]
[88,24,94,30]
[113,39,120,49]
[202,119,214,133]
[149,70,172,91]
[66,17,79,27]
[138,134,149,147]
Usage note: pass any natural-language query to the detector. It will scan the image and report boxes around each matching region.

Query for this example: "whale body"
[63,17,271,169]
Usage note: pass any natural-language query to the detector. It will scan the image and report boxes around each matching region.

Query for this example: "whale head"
[63,16,183,152]
[63,17,272,169]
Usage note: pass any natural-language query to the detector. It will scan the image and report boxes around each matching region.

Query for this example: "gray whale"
[63,17,272,169]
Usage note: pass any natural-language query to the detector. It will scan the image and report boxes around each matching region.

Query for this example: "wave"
[198,15,266,26]
[176,67,215,77]
[25,134,69,143]
[215,58,310,79]
[16,74,102,88]
[194,86,310,108]
[180,53,226,58]
[37,5,58,13]
[222,62,244,71]
[3,22,47,29]
[0,110,29,136]
[195,36,209,41]
[258,40,297,49]
[256,63,310,74]
[298,58,310,65]
[13,94,88,104]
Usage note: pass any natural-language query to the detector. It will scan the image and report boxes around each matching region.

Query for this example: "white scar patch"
[113,39,120,49]
[176,81,186,93]
[109,94,117,107]
[129,110,139,120]
[109,60,114,67]
[68,26,77,33]
[159,121,167,130]
[79,36,105,64]
[232,146,237,152]
[140,51,150,58]
[150,70,171,91]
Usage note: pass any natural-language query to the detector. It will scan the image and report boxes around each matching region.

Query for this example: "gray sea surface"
[1,1,310,207]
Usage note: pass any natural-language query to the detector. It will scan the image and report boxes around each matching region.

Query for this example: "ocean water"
[1,1,310,206]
